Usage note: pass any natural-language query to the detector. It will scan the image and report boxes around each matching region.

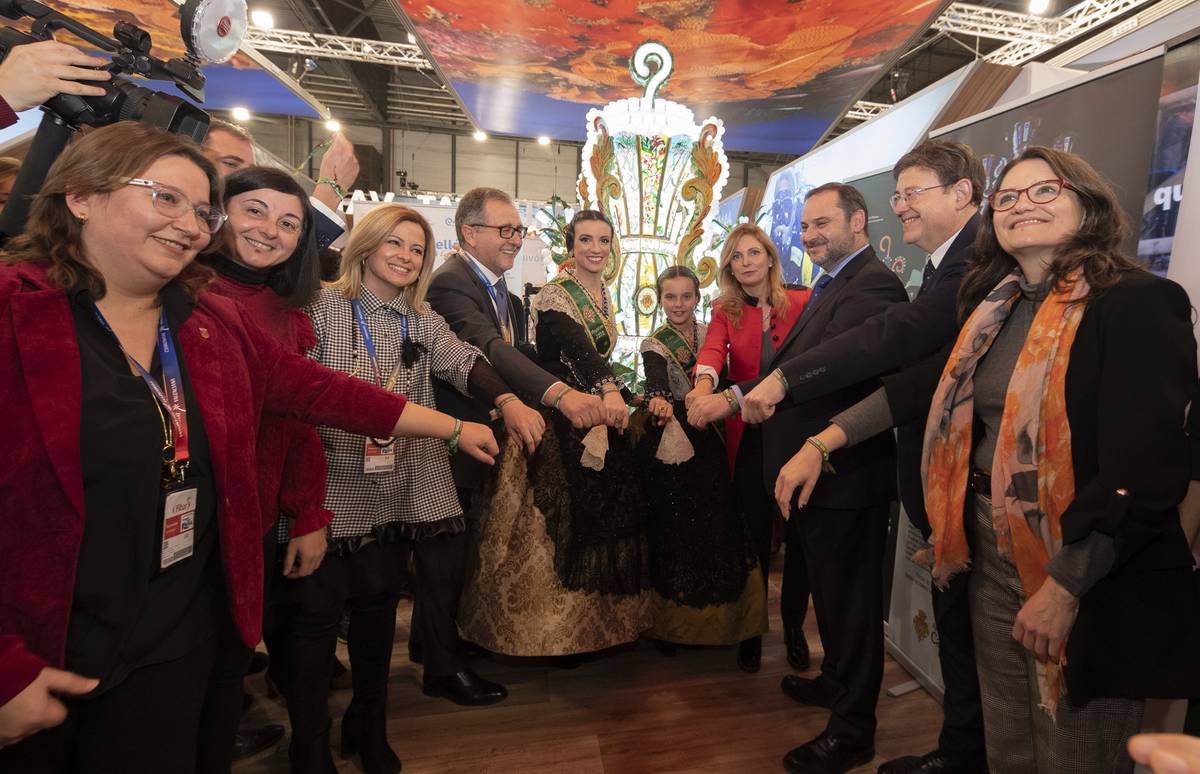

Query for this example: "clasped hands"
[684,373,786,429]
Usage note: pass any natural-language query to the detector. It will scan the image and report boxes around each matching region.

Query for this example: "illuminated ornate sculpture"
[577,41,729,370]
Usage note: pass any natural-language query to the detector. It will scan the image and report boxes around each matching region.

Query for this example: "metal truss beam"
[978,0,1154,65]
[242,25,431,69]
[844,101,892,122]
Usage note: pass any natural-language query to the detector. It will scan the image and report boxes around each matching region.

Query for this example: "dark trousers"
[780,531,812,634]
[196,611,254,774]
[733,427,775,599]
[0,631,218,774]
[791,500,890,742]
[933,562,987,758]
[407,529,468,677]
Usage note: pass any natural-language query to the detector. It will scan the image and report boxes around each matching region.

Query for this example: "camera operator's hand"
[313,133,359,211]
[0,41,111,114]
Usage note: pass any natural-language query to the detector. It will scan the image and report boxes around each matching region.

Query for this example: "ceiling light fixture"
[325,119,342,132]
[250,9,274,28]
[1028,0,1050,14]
[232,106,251,122]
[473,130,487,142]
[537,135,551,146]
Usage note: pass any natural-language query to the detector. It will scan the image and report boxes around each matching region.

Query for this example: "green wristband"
[318,177,347,199]
[722,388,741,414]
[772,368,789,392]
[446,418,463,455]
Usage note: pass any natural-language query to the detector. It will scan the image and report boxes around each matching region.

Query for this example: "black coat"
[883,270,1200,703]
[773,215,979,531]
[742,245,908,510]
[427,253,557,489]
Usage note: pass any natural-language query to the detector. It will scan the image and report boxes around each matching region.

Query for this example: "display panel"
[849,169,927,298]
[935,55,1164,259]
[1140,37,1200,275]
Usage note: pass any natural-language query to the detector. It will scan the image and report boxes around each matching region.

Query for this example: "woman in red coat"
[0,122,498,773]
[686,223,809,672]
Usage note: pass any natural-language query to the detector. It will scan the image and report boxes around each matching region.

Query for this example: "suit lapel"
[451,250,504,331]
[12,289,85,518]
[771,247,876,365]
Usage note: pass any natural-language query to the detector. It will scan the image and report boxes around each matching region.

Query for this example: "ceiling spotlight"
[250,9,274,28]
[232,106,251,122]
[473,130,487,142]
[1028,0,1050,13]
[325,119,342,132]
[407,32,417,44]
[537,135,551,146]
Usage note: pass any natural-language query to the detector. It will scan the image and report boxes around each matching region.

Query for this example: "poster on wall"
[934,55,1164,259]
[1141,37,1200,275]
[885,506,945,699]
[849,169,927,298]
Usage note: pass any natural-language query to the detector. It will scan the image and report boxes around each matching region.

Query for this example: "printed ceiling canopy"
[398,0,950,154]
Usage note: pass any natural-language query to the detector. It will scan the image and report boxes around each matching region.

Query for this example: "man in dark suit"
[745,141,988,774]
[757,182,909,772]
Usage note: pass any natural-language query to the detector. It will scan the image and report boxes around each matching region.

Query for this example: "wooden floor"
[235,553,942,773]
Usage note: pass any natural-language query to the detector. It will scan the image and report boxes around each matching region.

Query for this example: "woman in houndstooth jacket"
[280,204,539,774]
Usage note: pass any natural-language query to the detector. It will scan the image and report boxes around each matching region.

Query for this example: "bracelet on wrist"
[490,395,520,421]
[805,436,837,474]
[771,368,789,392]
[497,395,520,410]
[695,372,715,388]
[550,384,572,409]
[722,388,741,414]
[446,418,463,455]
[317,177,347,199]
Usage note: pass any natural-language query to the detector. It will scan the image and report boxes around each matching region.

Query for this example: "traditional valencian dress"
[458,269,651,655]
[637,321,767,645]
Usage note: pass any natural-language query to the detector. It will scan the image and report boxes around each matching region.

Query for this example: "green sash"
[651,323,697,376]
[551,274,615,357]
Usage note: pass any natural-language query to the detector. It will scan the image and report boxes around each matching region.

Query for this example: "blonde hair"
[716,223,789,326]
[329,204,436,307]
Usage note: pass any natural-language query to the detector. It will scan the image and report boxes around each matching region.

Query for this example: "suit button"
[772,335,780,342]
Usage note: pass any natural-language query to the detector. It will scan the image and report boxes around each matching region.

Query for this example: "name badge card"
[161,487,198,570]
[364,438,396,474]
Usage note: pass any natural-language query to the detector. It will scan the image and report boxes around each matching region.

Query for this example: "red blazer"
[0,263,407,706]
[695,288,810,470]
[208,276,333,538]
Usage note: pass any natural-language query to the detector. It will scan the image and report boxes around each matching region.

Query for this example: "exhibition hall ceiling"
[395,0,953,155]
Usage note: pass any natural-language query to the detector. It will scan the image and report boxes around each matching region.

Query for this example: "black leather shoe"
[232,724,285,762]
[422,668,508,706]
[877,749,987,774]
[785,626,811,671]
[737,636,762,673]
[783,732,874,774]
[780,675,834,708]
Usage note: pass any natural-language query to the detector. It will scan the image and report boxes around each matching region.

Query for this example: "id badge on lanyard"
[352,300,400,474]
[93,306,197,570]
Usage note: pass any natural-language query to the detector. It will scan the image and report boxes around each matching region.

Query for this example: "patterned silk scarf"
[921,270,1089,715]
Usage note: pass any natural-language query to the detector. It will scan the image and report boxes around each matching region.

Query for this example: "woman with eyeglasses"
[774,147,1200,773]
[458,209,652,659]
[0,123,498,773]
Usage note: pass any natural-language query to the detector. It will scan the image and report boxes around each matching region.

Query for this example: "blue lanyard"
[92,305,190,467]
[465,258,509,326]
[351,299,406,388]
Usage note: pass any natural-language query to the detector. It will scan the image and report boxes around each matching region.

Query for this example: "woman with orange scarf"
[773,147,1200,773]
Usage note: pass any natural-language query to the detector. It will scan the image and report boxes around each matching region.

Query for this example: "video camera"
[0,0,248,241]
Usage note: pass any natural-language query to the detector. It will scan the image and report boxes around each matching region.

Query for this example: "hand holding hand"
[556,389,605,429]
[687,391,733,429]
[742,376,785,425]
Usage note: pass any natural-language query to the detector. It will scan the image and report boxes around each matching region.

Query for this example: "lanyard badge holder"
[466,260,512,344]
[352,300,400,474]
[93,306,197,570]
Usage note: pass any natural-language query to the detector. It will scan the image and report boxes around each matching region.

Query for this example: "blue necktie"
[920,258,936,294]
[493,278,511,339]
[810,273,833,301]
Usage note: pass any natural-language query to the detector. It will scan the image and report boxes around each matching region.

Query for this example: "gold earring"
[77,214,88,223]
